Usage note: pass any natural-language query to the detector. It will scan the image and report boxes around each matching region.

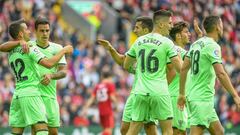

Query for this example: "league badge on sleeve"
[213,49,220,58]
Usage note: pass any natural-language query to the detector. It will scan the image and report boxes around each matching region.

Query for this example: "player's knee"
[162,128,173,135]
[215,128,224,135]
[11,127,24,135]
[120,124,129,135]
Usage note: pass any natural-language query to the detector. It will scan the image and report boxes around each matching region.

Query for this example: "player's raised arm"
[193,18,203,38]
[38,45,73,68]
[0,40,29,53]
[97,39,125,66]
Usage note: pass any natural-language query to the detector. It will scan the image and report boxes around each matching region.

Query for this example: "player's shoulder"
[27,40,36,46]
[49,42,63,48]
[174,45,186,54]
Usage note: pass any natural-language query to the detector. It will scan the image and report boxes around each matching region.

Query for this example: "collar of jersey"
[36,44,50,49]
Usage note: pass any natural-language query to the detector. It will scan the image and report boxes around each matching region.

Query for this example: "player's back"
[187,36,222,101]
[128,33,177,96]
[8,45,44,97]
[94,82,115,116]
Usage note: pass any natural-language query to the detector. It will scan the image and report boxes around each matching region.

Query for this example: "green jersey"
[168,45,187,97]
[186,36,222,101]
[127,33,177,96]
[8,44,45,97]
[29,41,67,99]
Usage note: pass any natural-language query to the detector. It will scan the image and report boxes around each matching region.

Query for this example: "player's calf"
[48,127,58,135]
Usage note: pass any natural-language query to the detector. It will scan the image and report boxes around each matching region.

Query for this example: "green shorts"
[171,96,188,131]
[42,96,60,127]
[131,94,173,122]
[122,94,134,122]
[122,94,158,125]
[9,95,47,127]
[188,101,219,128]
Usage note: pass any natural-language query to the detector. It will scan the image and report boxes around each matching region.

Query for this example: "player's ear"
[143,28,149,33]
[176,33,181,40]
[18,31,23,39]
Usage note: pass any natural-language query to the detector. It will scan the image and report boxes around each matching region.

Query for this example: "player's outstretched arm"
[0,40,29,53]
[39,45,73,68]
[178,57,191,110]
[213,63,240,111]
[97,39,125,66]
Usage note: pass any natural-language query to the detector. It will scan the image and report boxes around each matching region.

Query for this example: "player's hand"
[19,40,29,53]
[233,96,240,112]
[177,94,186,111]
[97,39,112,50]
[40,74,52,85]
[63,45,73,55]
[193,18,203,38]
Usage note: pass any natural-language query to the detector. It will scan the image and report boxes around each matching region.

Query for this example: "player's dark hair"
[153,10,172,24]
[8,19,26,39]
[101,71,112,79]
[136,16,153,32]
[203,15,221,33]
[35,16,50,30]
[169,21,189,41]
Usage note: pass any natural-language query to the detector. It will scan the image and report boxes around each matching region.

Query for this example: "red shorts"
[100,114,114,128]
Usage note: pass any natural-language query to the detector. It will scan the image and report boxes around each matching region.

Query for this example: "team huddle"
[1,9,240,135]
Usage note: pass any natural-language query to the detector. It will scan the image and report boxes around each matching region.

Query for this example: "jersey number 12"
[10,58,28,82]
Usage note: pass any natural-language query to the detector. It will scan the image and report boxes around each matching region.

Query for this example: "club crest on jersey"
[213,49,220,57]
[34,48,40,53]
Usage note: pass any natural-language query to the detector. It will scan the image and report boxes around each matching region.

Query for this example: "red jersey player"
[82,71,118,135]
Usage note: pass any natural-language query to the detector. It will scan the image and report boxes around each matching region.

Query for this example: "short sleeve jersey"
[29,41,67,99]
[186,36,222,101]
[127,33,177,96]
[8,44,45,97]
